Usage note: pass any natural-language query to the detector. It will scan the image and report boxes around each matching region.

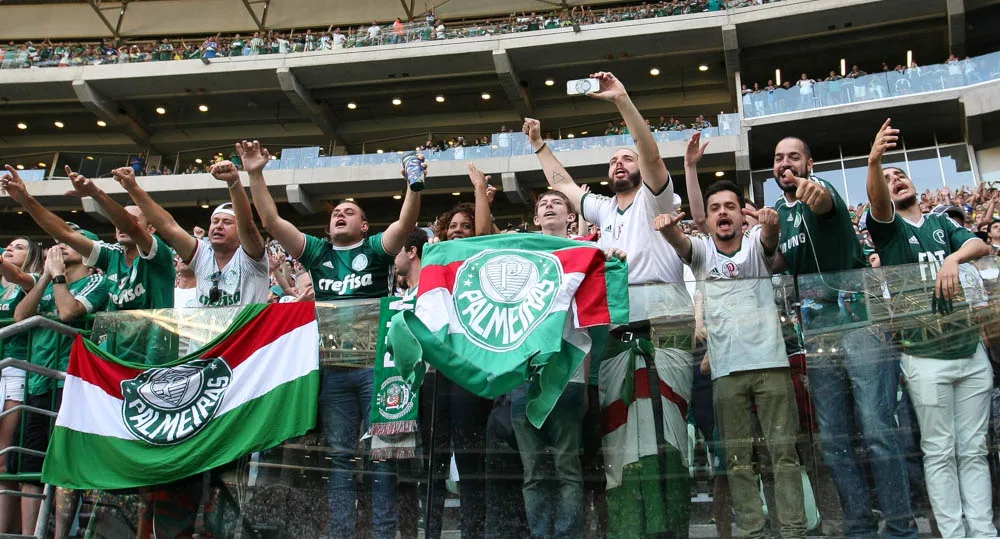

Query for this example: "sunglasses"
[209,271,222,304]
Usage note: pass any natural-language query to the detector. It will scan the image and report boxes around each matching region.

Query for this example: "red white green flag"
[42,302,320,490]
[388,234,629,428]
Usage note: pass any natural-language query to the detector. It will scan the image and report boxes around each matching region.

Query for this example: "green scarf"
[369,295,420,460]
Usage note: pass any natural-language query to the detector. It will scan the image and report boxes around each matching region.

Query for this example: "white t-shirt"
[687,226,787,379]
[174,286,199,309]
[797,79,814,94]
[368,25,382,40]
[582,181,691,321]
[332,33,346,48]
[435,24,446,39]
[187,239,269,306]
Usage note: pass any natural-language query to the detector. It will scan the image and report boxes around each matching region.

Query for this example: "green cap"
[269,285,284,296]
[66,222,100,242]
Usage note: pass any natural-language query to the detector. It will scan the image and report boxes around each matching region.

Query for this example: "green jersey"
[85,235,176,364]
[0,277,35,361]
[775,177,868,330]
[866,210,981,358]
[30,274,109,396]
[297,233,393,301]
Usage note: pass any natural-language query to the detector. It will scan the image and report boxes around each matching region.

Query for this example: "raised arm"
[239,140,308,258]
[589,71,670,194]
[866,119,898,222]
[685,133,710,233]
[209,160,265,260]
[65,165,155,256]
[0,256,35,291]
[13,273,48,323]
[382,159,424,256]
[523,118,586,212]
[468,163,495,237]
[653,211,692,261]
[109,167,197,262]
[979,192,997,227]
[2,165,94,260]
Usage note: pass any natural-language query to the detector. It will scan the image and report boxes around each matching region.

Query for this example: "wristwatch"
[52,275,67,284]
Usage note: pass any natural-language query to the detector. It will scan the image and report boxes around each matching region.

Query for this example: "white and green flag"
[42,302,320,490]
[388,234,629,428]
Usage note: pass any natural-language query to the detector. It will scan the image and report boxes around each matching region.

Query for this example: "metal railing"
[0,315,86,539]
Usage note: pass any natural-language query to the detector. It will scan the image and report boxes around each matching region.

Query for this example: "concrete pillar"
[723,24,741,109]
[946,0,966,58]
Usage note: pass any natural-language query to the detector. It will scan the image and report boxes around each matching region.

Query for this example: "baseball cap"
[269,285,284,296]
[66,222,99,242]
[212,203,235,218]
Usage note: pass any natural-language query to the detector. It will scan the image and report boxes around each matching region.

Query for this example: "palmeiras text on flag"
[387,234,629,428]
[42,302,320,490]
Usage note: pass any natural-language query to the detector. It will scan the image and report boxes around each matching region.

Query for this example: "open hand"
[235,140,271,174]
[685,132,710,167]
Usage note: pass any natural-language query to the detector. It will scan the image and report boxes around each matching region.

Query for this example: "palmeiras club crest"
[452,249,563,352]
[376,376,415,421]
[121,358,233,445]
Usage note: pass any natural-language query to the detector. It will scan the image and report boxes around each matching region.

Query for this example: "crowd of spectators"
[844,181,1000,257]
[0,0,780,69]
[743,54,999,115]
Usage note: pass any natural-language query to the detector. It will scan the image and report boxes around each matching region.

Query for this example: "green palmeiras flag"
[387,234,629,428]
[369,295,419,460]
[42,302,320,490]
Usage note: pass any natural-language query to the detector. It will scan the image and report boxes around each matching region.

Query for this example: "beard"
[611,169,641,194]
[895,194,917,211]
[776,165,808,193]
[714,229,738,242]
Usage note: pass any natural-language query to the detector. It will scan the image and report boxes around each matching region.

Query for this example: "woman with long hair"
[0,236,42,531]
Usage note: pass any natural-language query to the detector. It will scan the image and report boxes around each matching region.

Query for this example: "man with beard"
[524,72,707,539]
[243,140,421,539]
[866,119,993,538]
[772,136,917,539]
[107,163,270,306]
[1,165,175,364]
[523,72,709,320]
[656,180,807,539]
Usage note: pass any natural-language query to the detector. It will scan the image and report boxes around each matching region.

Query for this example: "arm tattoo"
[551,171,570,186]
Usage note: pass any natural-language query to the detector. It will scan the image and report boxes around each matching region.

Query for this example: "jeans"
[714,368,806,539]
[901,344,995,538]
[807,327,917,539]
[319,367,397,539]
[511,382,586,539]
[417,372,492,538]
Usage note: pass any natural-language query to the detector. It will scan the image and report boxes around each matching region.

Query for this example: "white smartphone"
[566,78,600,96]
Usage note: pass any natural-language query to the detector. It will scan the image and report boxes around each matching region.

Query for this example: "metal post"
[47,152,60,180]
[34,483,54,539]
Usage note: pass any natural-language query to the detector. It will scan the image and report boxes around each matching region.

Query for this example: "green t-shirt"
[85,235,175,311]
[775,177,868,329]
[866,210,980,358]
[0,278,34,361]
[85,235,176,363]
[297,233,393,301]
[29,274,109,396]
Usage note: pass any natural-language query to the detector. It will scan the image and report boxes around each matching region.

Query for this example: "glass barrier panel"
[38,254,1000,537]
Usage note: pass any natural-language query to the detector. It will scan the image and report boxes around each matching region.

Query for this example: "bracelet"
[227,179,241,189]
[534,143,547,154]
